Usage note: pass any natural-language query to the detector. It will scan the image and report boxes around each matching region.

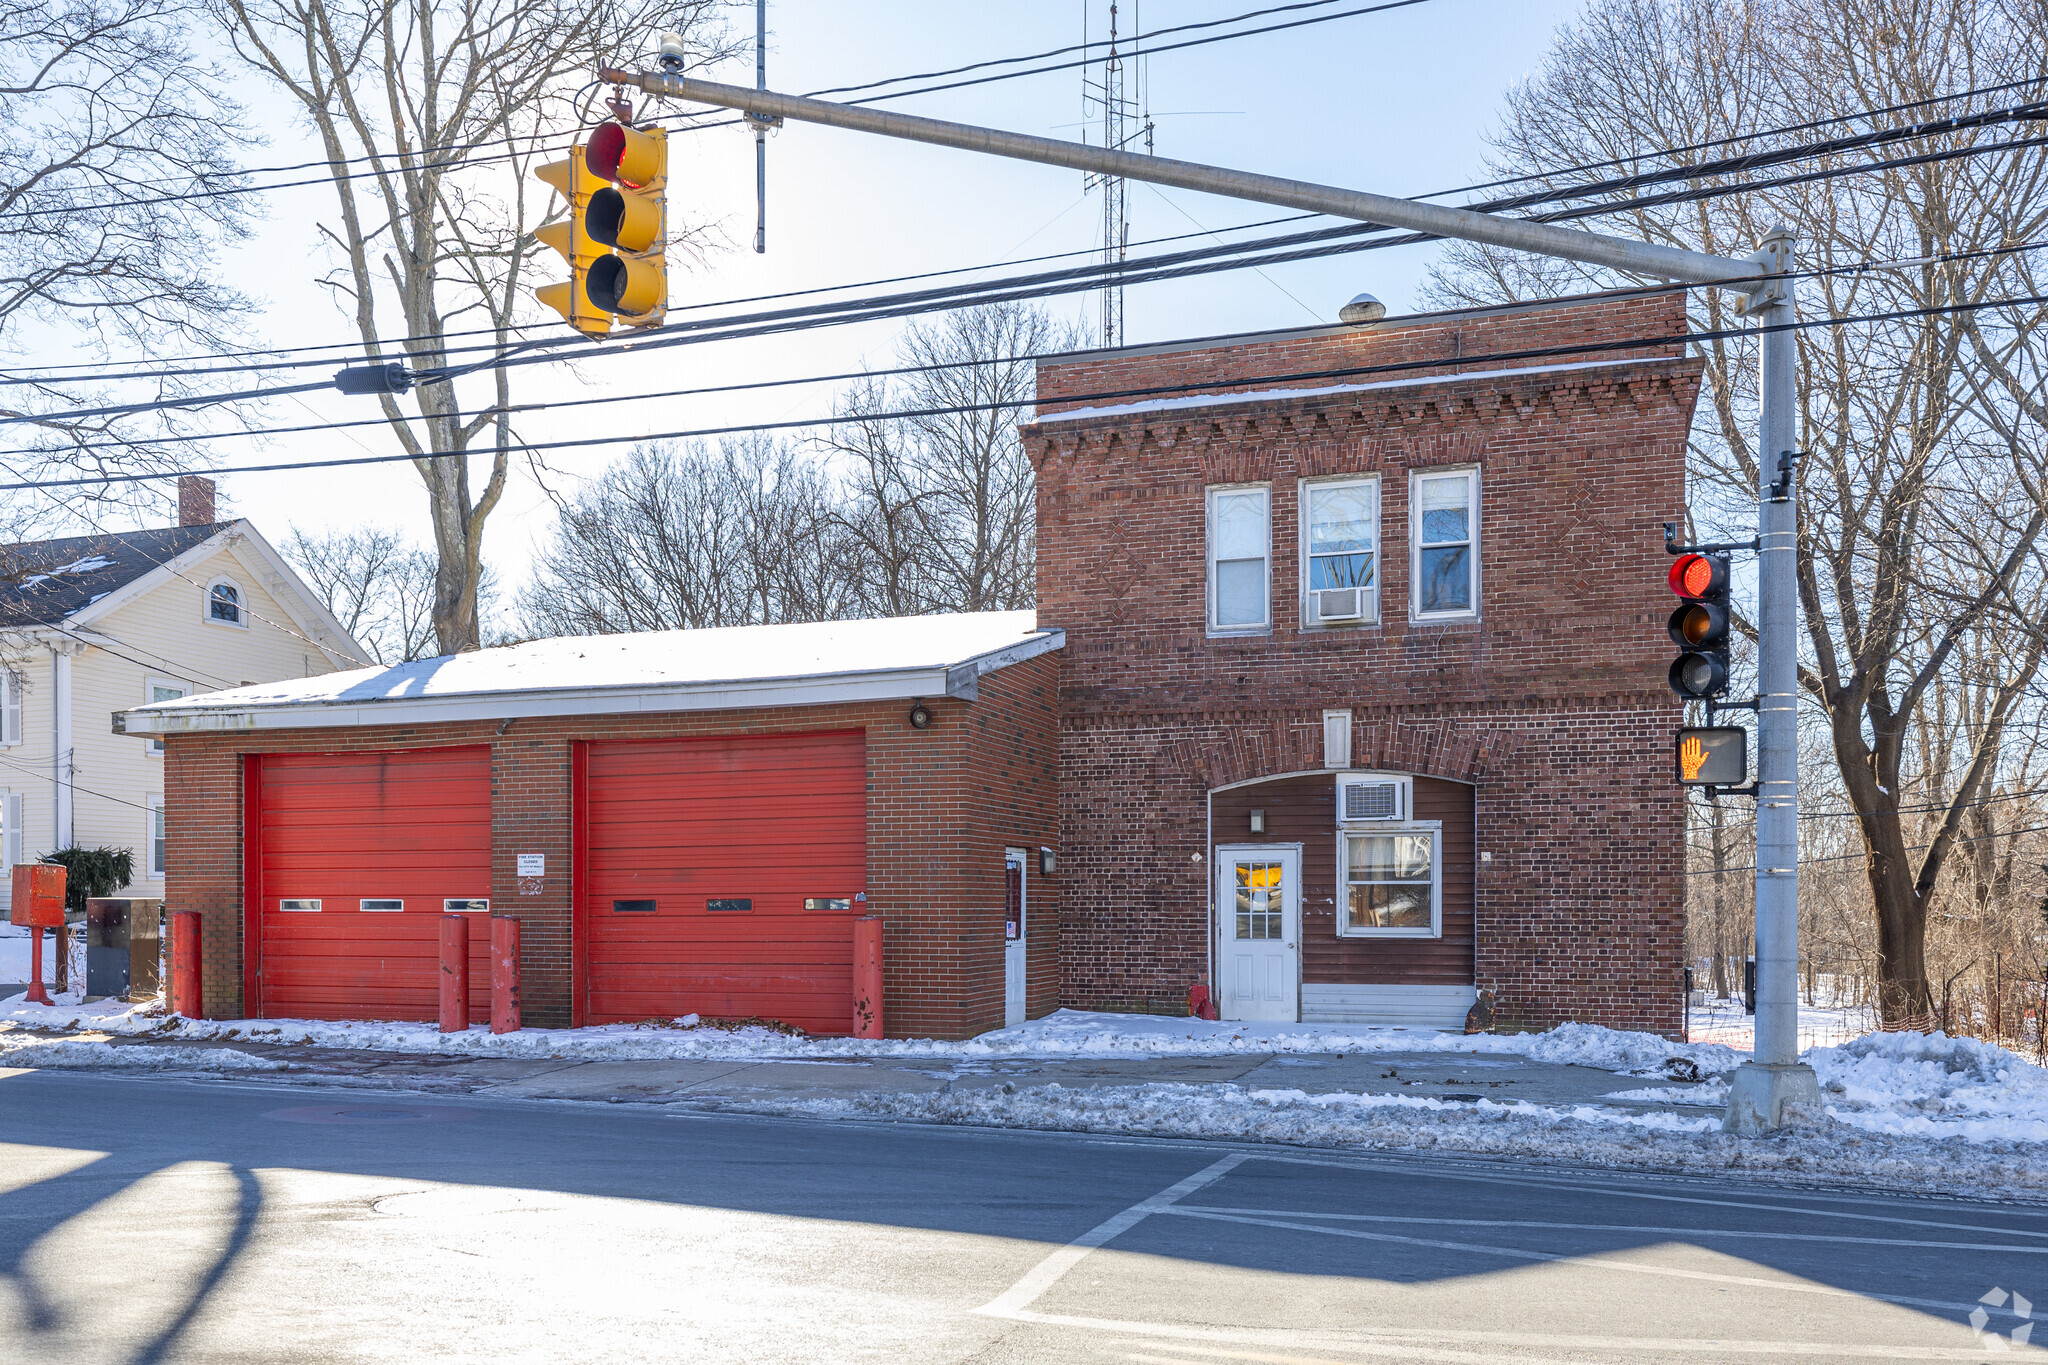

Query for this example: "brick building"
[121,614,1062,1036]
[1024,288,1703,1035]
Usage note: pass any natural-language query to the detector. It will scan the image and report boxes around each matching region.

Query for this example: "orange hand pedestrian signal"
[1674,727,1747,787]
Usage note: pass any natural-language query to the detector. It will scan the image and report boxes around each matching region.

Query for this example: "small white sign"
[517,854,545,878]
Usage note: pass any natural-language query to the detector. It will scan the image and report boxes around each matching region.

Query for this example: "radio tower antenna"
[1082,2,1150,347]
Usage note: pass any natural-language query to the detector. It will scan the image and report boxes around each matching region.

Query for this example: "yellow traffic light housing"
[533,144,612,337]
[583,121,667,325]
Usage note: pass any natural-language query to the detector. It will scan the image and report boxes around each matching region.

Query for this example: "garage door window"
[805,896,852,911]
[360,898,404,912]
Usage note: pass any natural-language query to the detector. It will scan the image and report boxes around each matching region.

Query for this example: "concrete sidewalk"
[0,1022,1720,1113]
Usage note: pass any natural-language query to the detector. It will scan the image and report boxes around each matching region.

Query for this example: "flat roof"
[115,610,1062,733]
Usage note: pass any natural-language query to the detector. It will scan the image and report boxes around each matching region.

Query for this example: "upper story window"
[146,678,187,755]
[206,577,245,627]
[1206,484,1270,634]
[1412,467,1479,620]
[1301,477,1378,627]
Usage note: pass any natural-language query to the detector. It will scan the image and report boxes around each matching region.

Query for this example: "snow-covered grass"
[1686,993,1876,1051]
[774,1080,2048,1202]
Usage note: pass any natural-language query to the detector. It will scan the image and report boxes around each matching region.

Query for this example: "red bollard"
[170,911,201,1018]
[438,914,469,1033]
[852,914,884,1039]
[490,915,521,1034]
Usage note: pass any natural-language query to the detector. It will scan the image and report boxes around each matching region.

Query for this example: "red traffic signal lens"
[585,122,662,187]
[1668,553,1727,599]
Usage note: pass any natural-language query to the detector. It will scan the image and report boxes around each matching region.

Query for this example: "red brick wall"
[1028,290,1702,1035]
[162,654,1060,1039]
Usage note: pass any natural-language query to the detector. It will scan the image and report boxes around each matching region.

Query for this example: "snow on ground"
[6,1000,2047,1185]
[1686,993,1877,1051]
[771,1080,2048,1202]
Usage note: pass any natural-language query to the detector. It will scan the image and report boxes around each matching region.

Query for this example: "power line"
[12,78,2031,388]
[13,234,2042,464]
[4,289,2046,493]
[1684,819,2048,876]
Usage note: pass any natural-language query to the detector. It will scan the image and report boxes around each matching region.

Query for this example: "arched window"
[206,578,244,626]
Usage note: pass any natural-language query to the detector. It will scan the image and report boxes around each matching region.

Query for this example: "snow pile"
[1808,1031,2048,1142]
[0,1033,288,1073]
[779,1080,2048,1201]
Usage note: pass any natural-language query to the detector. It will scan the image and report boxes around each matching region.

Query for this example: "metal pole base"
[1721,1060,1822,1135]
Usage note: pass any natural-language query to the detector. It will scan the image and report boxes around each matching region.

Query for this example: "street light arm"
[600,68,1766,293]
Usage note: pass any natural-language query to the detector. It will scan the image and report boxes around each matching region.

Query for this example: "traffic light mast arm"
[1663,521,1760,557]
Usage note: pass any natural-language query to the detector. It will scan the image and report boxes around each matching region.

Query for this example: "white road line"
[1253,1152,2048,1239]
[1157,1207,1995,1316]
[975,1152,1249,1318]
[1172,1204,2048,1254]
[1015,1309,2041,1361]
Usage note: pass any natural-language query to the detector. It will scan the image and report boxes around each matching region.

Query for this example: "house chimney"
[178,475,217,527]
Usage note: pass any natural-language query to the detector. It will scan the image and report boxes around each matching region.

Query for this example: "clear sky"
[180,0,1588,616]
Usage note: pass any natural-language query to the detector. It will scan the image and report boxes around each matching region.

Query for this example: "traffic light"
[584,120,667,325]
[1667,551,1731,699]
[533,143,612,337]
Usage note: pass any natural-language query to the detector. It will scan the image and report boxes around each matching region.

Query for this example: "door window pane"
[1343,832,1435,933]
[1234,861,1283,940]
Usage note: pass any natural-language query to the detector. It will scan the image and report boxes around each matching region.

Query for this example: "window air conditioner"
[1314,587,1364,622]
[1339,778,1403,822]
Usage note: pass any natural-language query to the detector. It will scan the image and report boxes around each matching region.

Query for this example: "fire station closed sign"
[1675,727,1747,786]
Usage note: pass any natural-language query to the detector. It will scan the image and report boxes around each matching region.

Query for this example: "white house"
[0,478,366,908]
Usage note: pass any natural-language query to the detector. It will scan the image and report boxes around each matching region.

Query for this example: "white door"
[1003,848,1027,1027]
[1216,845,1300,1022]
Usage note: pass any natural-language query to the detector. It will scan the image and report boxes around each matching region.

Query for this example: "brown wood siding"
[1211,773,1474,986]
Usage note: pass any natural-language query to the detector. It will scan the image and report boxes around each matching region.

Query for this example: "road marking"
[1173,1204,2048,1254]
[1158,1206,1997,1316]
[1255,1152,2048,1239]
[975,1152,1248,1318]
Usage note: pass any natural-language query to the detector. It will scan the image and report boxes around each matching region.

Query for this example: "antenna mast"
[1083,2,1150,347]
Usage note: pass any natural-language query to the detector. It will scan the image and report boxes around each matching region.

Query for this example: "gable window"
[1301,477,1378,626]
[147,797,167,879]
[206,578,244,626]
[1207,485,1271,633]
[1338,824,1442,937]
[1412,468,1479,620]
[145,678,187,756]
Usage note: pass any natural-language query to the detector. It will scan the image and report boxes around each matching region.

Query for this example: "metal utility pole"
[597,65,1822,1133]
[753,1,768,252]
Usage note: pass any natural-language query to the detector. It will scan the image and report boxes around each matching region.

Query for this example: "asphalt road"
[2,1069,2043,1364]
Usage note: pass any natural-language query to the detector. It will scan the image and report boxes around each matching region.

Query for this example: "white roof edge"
[1026,356,1688,427]
[114,627,1065,734]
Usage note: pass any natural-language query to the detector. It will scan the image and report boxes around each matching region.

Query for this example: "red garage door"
[248,747,493,1021]
[581,731,866,1033]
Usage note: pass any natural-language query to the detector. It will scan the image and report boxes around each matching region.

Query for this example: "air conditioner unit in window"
[1338,777,1403,822]
[1313,587,1364,622]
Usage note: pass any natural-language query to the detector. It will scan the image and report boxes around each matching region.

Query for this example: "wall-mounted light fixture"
[907,702,932,729]
[1038,846,1056,876]
[1248,809,1266,834]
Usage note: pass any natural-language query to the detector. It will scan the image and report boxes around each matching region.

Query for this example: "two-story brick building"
[125,288,1700,1040]
[1024,287,1702,1036]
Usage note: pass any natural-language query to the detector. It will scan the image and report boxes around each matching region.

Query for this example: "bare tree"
[0,0,257,527]
[284,525,440,662]
[208,0,731,655]
[823,302,1080,615]
[518,437,856,637]
[1425,0,2048,1028]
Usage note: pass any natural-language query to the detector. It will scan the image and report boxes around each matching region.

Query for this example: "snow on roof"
[118,610,1061,733]
[1027,356,1675,426]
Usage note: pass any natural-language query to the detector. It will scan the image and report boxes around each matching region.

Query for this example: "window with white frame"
[205,576,245,626]
[0,668,19,746]
[1301,477,1378,626]
[147,796,166,879]
[1411,467,1479,619]
[1338,824,1442,937]
[1206,485,1271,633]
[145,678,187,756]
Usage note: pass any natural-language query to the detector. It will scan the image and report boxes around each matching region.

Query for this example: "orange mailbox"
[10,863,65,928]
[11,863,65,1006]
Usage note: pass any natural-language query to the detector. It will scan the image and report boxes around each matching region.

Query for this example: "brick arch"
[1157,711,1503,793]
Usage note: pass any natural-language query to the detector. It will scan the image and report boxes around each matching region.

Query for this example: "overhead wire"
[4,288,2047,492]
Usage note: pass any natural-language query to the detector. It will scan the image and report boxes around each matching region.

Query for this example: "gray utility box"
[86,898,162,1000]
